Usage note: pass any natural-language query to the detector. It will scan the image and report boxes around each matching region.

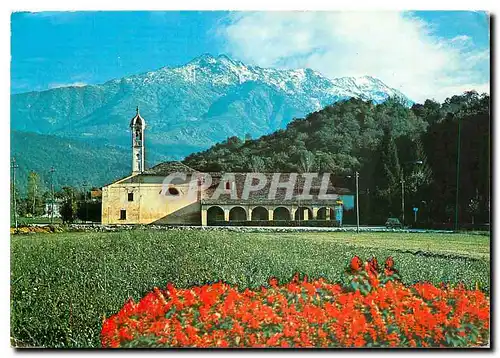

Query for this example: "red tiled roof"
[201,173,351,205]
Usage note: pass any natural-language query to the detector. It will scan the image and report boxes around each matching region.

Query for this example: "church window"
[168,187,180,196]
[128,193,134,202]
[120,209,127,220]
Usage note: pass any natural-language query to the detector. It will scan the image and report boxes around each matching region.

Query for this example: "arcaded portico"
[201,204,343,226]
[200,173,351,226]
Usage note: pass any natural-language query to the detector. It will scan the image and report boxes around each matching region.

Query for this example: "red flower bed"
[101,257,489,348]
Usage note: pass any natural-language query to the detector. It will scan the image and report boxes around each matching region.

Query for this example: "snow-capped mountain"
[11,54,412,160]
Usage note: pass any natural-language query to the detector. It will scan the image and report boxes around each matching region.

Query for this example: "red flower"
[269,277,278,287]
[350,256,363,271]
[266,333,283,346]
[367,257,379,274]
[118,326,133,341]
[183,289,196,306]
[218,339,229,348]
[385,256,394,270]
[354,336,366,347]
[101,257,490,349]
[302,281,316,296]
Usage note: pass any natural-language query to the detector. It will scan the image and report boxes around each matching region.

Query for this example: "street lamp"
[455,116,462,231]
[11,158,19,230]
[32,172,37,217]
[82,183,89,223]
[401,161,422,227]
[347,171,360,233]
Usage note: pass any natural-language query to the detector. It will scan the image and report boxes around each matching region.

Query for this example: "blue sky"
[11,11,489,101]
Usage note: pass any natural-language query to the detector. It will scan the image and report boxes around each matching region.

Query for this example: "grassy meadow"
[10,229,490,348]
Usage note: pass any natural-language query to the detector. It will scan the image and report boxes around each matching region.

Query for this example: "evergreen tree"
[405,139,433,195]
[59,187,78,224]
[315,151,337,173]
[374,127,401,219]
[298,150,316,173]
[467,190,480,225]
[250,157,265,172]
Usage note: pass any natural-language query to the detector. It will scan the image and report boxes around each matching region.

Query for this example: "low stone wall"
[15,224,457,234]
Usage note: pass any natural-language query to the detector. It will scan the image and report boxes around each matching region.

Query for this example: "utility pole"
[401,176,405,226]
[32,172,37,217]
[298,196,301,226]
[82,183,89,223]
[11,158,19,229]
[455,117,462,231]
[50,167,55,224]
[355,171,360,233]
[401,161,423,227]
[346,172,360,232]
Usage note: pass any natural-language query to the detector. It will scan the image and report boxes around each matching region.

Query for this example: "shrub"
[101,257,490,348]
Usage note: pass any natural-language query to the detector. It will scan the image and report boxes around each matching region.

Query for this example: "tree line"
[184,91,490,228]
[10,172,101,224]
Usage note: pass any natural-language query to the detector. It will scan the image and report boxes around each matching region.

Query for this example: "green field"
[10,229,490,348]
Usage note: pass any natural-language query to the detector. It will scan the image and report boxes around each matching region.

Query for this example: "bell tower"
[130,107,146,174]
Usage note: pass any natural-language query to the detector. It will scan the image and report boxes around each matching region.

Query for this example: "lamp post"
[455,117,462,231]
[347,171,360,233]
[400,177,405,226]
[401,161,422,227]
[82,183,88,223]
[355,171,359,233]
[297,193,300,226]
[50,166,55,224]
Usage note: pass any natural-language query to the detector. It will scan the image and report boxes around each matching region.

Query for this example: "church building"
[101,109,353,226]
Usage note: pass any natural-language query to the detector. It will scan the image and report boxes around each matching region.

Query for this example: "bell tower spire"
[130,107,146,174]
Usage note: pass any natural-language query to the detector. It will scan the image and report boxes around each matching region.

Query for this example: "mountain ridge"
[11,53,413,187]
[12,53,411,106]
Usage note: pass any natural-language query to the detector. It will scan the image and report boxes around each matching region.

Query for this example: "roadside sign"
[413,207,419,212]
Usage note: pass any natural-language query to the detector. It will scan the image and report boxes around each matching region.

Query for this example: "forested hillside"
[184,92,490,226]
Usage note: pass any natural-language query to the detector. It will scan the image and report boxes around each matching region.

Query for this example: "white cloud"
[48,82,87,89]
[218,11,489,102]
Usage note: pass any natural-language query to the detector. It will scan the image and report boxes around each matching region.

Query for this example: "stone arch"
[294,206,313,221]
[229,206,247,222]
[273,207,291,221]
[207,206,225,224]
[317,207,328,220]
[251,206,269,221]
